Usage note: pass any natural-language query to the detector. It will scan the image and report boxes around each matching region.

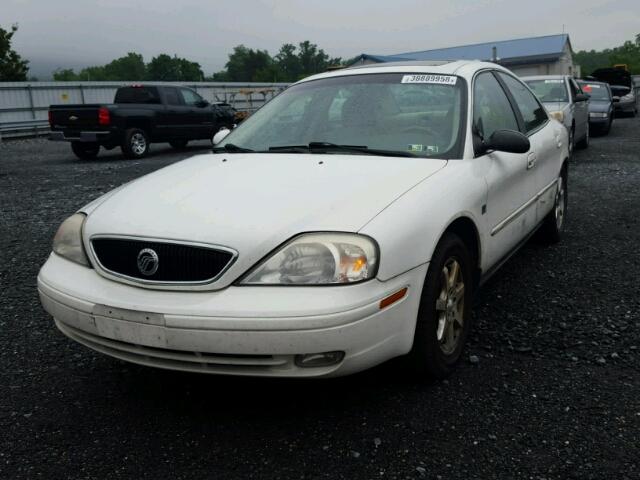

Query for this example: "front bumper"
[588,115,610,126]
[38,253,427,377]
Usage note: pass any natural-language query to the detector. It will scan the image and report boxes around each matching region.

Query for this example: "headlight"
[241,233,378,285]
[52,213,91,267]
[589,112,608,118]
[549,110,564,123]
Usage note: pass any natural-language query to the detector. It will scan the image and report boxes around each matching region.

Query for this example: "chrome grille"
[91,237,235,284]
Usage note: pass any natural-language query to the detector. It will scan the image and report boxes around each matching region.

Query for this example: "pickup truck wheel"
[71,142,100,160]
[406,233,472,379]
[537,172,567,244]
[169,140,189,150]
[122,128,149,159]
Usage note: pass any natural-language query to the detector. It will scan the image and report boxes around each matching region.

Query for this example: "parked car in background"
[522,75,590,154]
[49,85,237,160]
[577,80,614,134]
[39,60,569,379]
[589,67,637,117]
[610,85,637,117]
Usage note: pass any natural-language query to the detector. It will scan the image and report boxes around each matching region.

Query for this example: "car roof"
[521,75,567,81]
[577,79,608,86]
[294,60,512,85]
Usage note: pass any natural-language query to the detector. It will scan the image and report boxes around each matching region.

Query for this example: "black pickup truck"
[49,85,237,159]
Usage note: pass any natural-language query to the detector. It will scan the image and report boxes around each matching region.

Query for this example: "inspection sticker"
[401,74,457,85]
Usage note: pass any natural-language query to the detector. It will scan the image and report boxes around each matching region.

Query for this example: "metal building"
[351,34,580,77]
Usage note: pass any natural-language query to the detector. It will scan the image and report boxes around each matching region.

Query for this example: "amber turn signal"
[379,287,408,310]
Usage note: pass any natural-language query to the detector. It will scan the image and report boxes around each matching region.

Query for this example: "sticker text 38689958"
[401,74,457,85]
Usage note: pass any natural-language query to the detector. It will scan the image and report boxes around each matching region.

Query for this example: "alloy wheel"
[435,258,465,355]
[555,177,566,230]
[131,133,147,156]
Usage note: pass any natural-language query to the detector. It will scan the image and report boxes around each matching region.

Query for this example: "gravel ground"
[1,123,639,480]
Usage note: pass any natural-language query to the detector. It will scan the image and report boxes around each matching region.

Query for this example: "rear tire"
[537,170,567,244]
[405,233,473,379]
[169,139,189,150]
[567,126,574,159]
[121,128,149,159]
[71,142,100,160]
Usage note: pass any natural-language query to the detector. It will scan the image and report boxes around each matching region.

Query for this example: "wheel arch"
[440,215,482,288]
[124,118,152,134]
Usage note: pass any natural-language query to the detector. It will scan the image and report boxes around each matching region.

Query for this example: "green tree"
[298,40,327,76]
[575,34,640,75]
[77,65,107,81]
[52,68,79,81]
[102,52,146,80]
[0,24,29,81]
[274,43,301,80]
[224,45,273,82]
[207,70,229,81]
[146,54,203,81]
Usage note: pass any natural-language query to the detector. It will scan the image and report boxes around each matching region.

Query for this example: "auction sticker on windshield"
[401,74,457,85]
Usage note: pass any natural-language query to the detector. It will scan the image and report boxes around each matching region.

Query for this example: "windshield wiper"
[268,142,417,158]
[212,143,255,153]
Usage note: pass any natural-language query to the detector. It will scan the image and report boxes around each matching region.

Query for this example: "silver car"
[522,75,590,155]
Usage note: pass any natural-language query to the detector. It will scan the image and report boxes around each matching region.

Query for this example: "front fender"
[359,161,486,281]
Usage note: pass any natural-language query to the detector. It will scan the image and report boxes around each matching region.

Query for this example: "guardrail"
[0,120,49,141]
[0,81,290,141]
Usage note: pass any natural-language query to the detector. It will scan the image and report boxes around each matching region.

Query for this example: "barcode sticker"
[401,74,457,85]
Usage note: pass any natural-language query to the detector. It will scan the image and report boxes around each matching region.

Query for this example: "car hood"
[83,153,447,288]
[588,100,611,113]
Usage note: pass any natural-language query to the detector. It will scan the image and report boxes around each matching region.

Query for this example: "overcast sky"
[4,0,640,78]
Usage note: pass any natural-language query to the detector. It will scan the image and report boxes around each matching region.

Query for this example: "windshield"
[217,73,466,159]
[578,82,610,101]
[524,79,569,103]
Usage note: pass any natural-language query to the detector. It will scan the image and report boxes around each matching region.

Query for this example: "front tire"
[537,171,567,244]
[71,141,100,160]
[406,233,473,379]
[121,128,149,159]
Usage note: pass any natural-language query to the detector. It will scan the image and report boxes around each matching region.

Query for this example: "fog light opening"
[295,351,345,368]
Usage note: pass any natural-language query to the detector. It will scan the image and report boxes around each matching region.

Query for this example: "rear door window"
[163,87,182,106]
[497,73,548,134]
[114,87,161,104]
[179,88,204,106]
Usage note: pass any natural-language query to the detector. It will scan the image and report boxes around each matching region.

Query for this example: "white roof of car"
[521,75,568,81]
[295,60,511,85]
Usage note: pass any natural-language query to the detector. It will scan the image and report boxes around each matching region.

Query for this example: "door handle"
[527,152,537,170]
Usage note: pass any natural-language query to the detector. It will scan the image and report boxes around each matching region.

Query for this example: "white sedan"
[38,60,569,378]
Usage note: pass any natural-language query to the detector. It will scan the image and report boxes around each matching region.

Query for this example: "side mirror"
[212,128,231,145]
[197,99,209,108]
[574,93,589,102]
[612,96,620,103]
[484,129,530,154]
